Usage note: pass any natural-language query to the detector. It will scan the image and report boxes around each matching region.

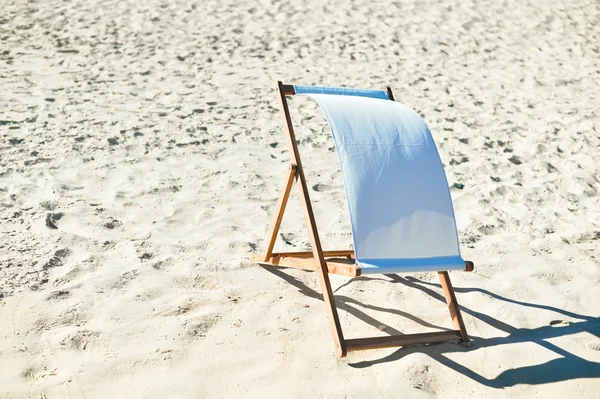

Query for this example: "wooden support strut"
[262,164,297,261]
[438,271,469,342]
[275,80,347,357]
[265,250,355,258]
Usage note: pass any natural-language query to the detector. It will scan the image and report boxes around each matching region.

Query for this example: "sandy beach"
[1,0,599,397]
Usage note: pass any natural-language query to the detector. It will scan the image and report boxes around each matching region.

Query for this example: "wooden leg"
[296,177,347,356]
[276,80,347,357]
[438,271,469,342]
[262,164,297,261]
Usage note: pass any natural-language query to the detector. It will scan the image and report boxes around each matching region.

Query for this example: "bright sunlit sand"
[1,0,599,397]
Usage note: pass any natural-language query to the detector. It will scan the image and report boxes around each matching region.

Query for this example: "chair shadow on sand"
[262,266,600,389]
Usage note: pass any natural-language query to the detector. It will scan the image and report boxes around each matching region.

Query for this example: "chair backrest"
[294,85,466,274]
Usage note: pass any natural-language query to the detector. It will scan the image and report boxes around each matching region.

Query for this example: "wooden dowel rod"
[281,84,295,95]
[269,250,354,258]
[346,330,462,351]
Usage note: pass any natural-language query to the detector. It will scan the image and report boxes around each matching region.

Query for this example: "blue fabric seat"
[294,85,466,274]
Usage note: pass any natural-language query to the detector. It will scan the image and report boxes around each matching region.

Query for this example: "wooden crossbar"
[253,81,473,357]
[345,330,462,352]
[253,253,360,277]
[268,250,355,258]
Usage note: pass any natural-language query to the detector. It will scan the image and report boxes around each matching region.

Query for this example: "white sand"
[1,0,600,397]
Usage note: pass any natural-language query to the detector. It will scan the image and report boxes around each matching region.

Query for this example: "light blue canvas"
[294,86,466,274]
[293,85,389,100]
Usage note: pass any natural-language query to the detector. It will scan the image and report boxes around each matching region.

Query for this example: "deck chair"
[252,81,474,357]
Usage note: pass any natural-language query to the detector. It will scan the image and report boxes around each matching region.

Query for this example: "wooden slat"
[269,250,354,258]
[262,164,297,261]
[253,254,317,271]
[346,330,462,352]
[276,80,347,357]
[253,254,360,277]
[465,261,474,271]
[438,271,469,342]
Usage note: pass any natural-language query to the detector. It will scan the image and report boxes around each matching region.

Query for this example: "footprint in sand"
[20,364,48,380]
[405,364,437,395]
[46,290,70,301]
[60,329,101,351]
[571,331,600,351]
[185,314,222,340]
[192,275,219,290]
[111,270,139,290]
[53,264,84,287]
[550,319,600,351]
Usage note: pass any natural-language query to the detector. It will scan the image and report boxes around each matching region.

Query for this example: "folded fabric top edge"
[293,85,389,100]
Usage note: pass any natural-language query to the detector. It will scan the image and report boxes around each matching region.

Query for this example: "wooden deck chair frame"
[252,81,474,357]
